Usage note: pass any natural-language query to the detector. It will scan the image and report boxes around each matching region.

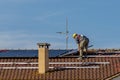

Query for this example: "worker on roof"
[73,33,89,60]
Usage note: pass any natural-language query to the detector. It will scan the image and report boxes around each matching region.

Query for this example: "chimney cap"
[37,43,50,46]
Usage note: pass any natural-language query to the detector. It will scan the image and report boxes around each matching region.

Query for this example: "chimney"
[37,43,50,74]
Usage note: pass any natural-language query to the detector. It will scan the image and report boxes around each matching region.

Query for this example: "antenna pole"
[66,17,68,50]
[56,17,69,50]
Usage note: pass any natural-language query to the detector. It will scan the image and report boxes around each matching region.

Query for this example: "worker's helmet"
[72,33,77,38]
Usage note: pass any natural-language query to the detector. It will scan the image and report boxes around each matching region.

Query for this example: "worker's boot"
[84,53,88,58]
[77,56,82,60]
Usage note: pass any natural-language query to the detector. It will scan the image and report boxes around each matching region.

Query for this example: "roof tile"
[0,57,119,79]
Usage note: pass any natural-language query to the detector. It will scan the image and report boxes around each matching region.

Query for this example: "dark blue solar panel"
[49,50,69,57]
[0,49,70,58]
[0,50,38,57]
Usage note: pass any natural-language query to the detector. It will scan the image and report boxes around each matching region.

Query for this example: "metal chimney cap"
[37,43,50,46]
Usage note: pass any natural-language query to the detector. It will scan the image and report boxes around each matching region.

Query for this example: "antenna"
[66,17,68,50]
[56,17,69,50]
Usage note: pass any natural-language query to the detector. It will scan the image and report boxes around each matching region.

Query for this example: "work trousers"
[78,38,89,57]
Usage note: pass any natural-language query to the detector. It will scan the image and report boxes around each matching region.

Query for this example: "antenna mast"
[66,17,69,50]
[56,17,69,50]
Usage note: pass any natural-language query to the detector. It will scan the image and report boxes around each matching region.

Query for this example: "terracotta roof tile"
[0,57,119,80]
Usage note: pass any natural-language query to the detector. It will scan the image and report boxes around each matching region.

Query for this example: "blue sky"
[0,0,120,49]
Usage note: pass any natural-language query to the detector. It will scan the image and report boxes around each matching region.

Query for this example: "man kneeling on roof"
[73,33,89,60]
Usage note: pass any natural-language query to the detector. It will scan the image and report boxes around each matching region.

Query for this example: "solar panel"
[0,49,70,58]
[0,50,38,57]
[59,49,78,57]
[49,49,69,57]
[0,49,120,58]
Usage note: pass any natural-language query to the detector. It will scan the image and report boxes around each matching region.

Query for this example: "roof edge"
[106,72,120,80]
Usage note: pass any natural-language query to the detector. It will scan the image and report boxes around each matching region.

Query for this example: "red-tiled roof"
[0,56,119,80]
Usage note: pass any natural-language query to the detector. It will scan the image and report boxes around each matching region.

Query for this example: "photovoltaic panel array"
[0,49,71,58]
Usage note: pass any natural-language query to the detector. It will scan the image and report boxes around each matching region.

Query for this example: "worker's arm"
[75,38,80,44]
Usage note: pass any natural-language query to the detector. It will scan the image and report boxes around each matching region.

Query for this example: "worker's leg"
[84,38,89,56]
[78,44,80,54]
[77,44,83,60]
[79,40,85,59]
[78,44,82,57]
[78,43,82,59]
